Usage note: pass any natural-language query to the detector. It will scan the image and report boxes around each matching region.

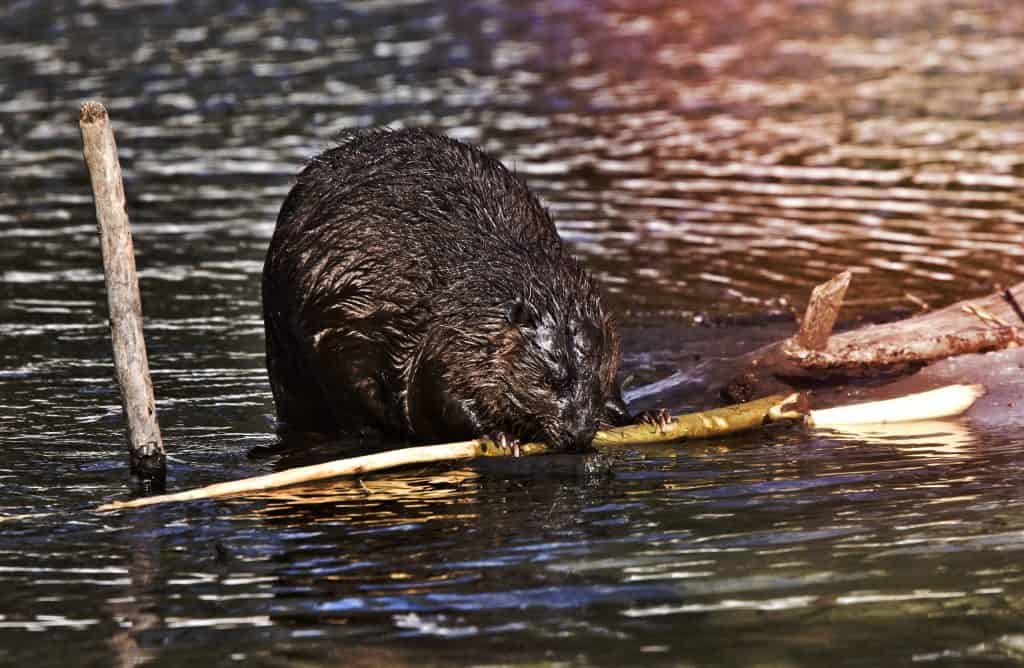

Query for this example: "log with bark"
[722,273,1024,403]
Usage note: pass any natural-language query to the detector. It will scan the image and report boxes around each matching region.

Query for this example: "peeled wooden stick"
[95,385,984,512]
[96,438,551,511]
[807,384,985,427]
[593,393,804,445]
[80,100,166,489]
[96,394,804,511]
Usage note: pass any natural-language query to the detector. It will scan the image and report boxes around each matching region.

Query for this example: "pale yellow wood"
[96,394,805,511]
[808,384,985,427]
[594,393,804,445]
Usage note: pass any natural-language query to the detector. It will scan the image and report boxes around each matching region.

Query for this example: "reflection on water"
[822,419,979,460]
[2,0,1024,665]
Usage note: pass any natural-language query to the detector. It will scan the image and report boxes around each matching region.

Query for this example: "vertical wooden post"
[79,101,166,491]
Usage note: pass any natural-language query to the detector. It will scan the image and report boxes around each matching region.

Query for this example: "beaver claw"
[639,408,673,435]
[497,432,522,457]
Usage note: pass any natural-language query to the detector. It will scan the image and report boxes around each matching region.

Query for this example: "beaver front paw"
[638,408,673,435]
[495,432,522,457]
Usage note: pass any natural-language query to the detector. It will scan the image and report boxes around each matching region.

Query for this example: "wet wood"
[807,384,985,427]
[95,384,985,511]
[794,270,850,351]
[783,326,1022,371]
[96,440,520,511]
[80,100,166,490]
[96,394,805,511]
[786,280,1024,371]
[593,393,804,445]
[731,276,1024,395]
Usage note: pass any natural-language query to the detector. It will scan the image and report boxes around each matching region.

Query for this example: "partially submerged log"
[726,275,1024,399]
[783,327,1021,371]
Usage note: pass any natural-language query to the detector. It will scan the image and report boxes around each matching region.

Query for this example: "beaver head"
[405,254,622,450]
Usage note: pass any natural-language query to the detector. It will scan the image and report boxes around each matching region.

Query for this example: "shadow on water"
[2,0,1024,665]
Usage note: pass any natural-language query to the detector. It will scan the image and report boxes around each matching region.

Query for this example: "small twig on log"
[794,270,851,351]
[905,292,930,311]
[96,394,806,511]
[80,100,166,491]
[962,304,1010,328]
[1001,287,1024,326]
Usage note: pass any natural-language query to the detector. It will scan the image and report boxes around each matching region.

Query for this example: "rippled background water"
[3,1,1024,665]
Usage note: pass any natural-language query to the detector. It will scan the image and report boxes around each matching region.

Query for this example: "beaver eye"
[570,322,593,356]
[545,368,570,392]
[504,298,537,329]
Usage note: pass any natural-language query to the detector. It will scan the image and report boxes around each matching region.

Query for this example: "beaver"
[261,128,630,450]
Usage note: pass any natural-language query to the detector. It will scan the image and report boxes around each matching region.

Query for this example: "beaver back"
[262,128,623,448]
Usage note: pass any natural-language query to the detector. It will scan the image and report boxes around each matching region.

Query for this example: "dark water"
[3,1,1024,665]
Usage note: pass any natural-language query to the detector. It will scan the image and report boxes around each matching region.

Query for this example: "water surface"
[2,1,1024,665]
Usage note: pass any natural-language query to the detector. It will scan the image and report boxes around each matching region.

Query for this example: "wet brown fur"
[262,128,626,449]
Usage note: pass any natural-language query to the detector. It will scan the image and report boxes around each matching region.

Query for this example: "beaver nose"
[572,424,597,449]
[561,417,597,450]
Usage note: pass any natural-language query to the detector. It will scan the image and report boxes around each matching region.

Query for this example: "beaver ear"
[504,298,537,329]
